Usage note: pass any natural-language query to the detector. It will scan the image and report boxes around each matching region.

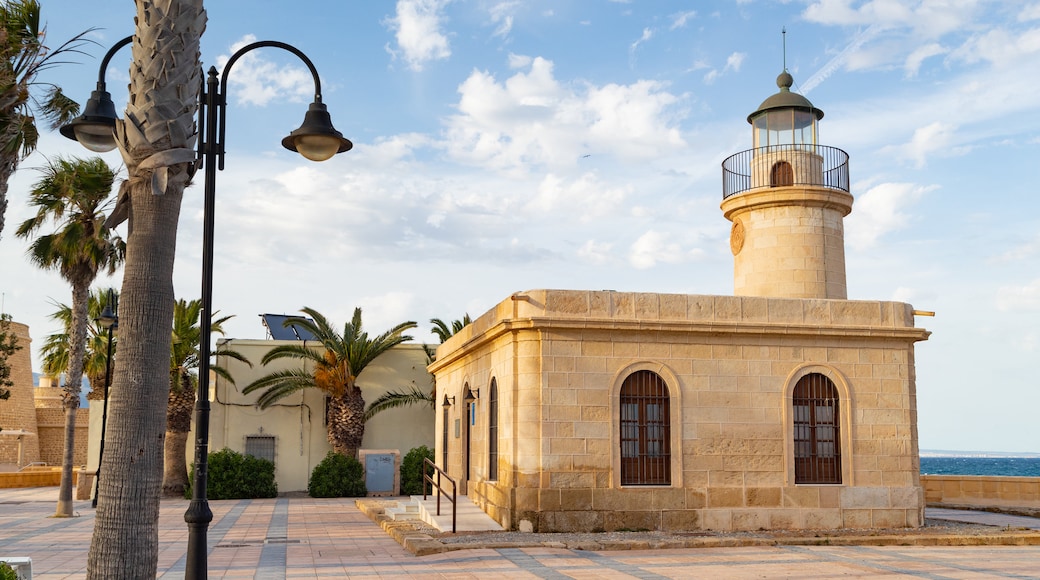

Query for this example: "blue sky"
[1,1,1038,453]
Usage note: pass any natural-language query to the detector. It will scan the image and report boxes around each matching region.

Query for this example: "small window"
[620,370,671,485]
[793,373,841,484]
[488,379,499,481]
[771,161,794,187]
[245,435,276,465]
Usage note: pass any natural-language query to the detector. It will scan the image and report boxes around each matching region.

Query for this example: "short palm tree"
[162,298,250,497]
[39,288,119,401]
[243,307,416,459]
[364,314,472,420]
[15,155,123,517]
[0,0,88,238]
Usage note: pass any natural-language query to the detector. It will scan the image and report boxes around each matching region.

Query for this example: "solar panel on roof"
[260,313,317,341]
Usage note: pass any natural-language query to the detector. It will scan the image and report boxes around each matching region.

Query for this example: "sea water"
[920,457,1040,477]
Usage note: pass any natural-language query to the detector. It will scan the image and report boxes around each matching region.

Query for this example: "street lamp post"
[62,36,352,580]
[92,289,118,509]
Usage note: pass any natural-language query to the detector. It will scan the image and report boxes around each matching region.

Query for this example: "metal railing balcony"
[722,144,849,200]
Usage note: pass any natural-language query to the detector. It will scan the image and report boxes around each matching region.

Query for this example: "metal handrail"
[722,143,849,199]
[422,457,457,533]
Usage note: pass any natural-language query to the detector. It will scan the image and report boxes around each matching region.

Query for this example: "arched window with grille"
[620,370,671,485]
[488,378,499,481]
[793,373,842,484]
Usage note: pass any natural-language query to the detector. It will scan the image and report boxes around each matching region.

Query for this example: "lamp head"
[464,388,479,404]
[442,394,455,408]
[96,302,118,330]
[59,87,119,152]
[281,101,353,162]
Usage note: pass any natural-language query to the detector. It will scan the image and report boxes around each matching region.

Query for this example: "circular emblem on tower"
[730,219,746,255]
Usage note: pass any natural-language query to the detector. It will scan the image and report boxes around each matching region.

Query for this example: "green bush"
[185,448,278,500]
[308,451,367,498]
[0,562,17,580]
[400,445,434,495]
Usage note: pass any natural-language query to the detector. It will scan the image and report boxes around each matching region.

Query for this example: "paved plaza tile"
[2,487,1040,578]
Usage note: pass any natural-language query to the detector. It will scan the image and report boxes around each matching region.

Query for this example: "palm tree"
[14,155,123,518]
[0,0,88,238]
[163,298,250,497]
[39,288,119,401]
[430,314,472,344]
[364,314,472,420]
[86,3,203,576]
[243,307,417,459]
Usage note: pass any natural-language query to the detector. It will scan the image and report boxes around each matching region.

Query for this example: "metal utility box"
[358,449,400,497]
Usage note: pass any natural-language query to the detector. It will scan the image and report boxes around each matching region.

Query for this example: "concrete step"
[412,494,504,533]
[385,501,421,521]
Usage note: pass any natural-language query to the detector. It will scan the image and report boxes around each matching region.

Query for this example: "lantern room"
[749,71,823,148]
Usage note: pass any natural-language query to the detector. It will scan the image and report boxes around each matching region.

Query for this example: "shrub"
[308,451,367,498]
[0,562,17,580]
[185,448,278,500]
[400,445,434,495]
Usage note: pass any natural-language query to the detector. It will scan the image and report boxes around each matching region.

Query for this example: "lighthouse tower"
[721,70,853,299]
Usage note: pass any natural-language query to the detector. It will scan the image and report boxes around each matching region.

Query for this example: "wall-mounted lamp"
[442,395,455,408]
[464,388,479,404]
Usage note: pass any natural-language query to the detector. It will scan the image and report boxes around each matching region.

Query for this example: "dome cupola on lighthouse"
[748,71,823,149]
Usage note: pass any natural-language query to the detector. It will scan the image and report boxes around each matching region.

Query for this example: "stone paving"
[2,486,1040,579]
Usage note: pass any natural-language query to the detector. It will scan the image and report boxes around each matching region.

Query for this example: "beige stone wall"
[0,321,40,467]
[922,475,1040,510]
[721,186,853,300]
[35,408,90,467]
[432,290,930,532]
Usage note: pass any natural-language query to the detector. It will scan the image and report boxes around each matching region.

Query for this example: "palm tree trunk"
[328,389,366,459]
[55,281,89,517]
[162,373,195,496]
[0,154,13,238]
[87,1,204,577]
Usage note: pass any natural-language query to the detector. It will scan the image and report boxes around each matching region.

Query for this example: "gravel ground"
[430,518,1014,546]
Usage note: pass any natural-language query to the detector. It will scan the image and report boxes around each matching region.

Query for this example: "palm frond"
[364,385,434,421]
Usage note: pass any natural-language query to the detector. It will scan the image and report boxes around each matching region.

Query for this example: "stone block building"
[0,321,89,471]
[429,69,931,532]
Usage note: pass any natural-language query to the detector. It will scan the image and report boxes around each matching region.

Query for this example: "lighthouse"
[721,69,853,299]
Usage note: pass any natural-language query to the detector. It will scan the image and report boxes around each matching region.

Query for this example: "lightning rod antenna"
[782,27,787,71]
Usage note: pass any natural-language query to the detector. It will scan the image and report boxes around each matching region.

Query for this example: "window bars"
[793,373,842,484]
[620,370,671,485]
[488,379,499,481]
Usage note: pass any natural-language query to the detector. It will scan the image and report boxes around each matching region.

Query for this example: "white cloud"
[669,10,696,30]
[702,52,745,85]
[578,240,614,265]
[442,56,685,172]
[384,0,452,71]
[630,27,654,58]
[489,1,521,38]
[1020,3,1040,22]
[845,182,934,249]
[628,230,691,269]
[997,279,1040,311]
[902,121,958,168]
[904,43,945,77]
[724,52,746,73]
[950,26,1040,68]
[507,53,532,69]
[803,0,980,37]
[531,173,630,221]
[217,35,314,106]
